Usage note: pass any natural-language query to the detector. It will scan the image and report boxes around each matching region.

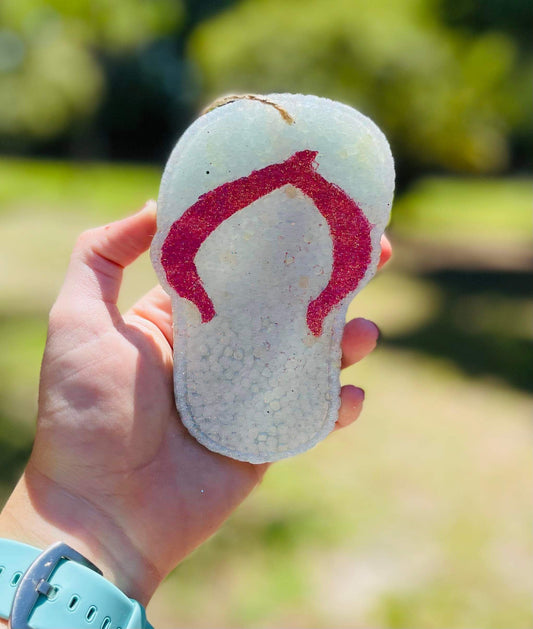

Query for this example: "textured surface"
[160,149,373,336]
[151,93,394,462]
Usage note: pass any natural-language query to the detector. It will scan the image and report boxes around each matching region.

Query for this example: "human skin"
[0,201,392,619]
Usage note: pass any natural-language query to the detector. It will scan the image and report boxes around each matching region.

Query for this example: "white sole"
[151,94,394,463]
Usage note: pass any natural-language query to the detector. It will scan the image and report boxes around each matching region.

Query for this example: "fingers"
[53,201,157,327]
[334,385,365,431]
[125,285,173,347]
[378,234,392,269]
[341,317,379,369]
[335,318,379,432]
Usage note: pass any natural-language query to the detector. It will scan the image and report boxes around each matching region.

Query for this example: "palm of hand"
[34,290,264,581]
[23,204,384,601]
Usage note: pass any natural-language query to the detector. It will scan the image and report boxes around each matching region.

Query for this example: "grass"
[151,346,532,628]
[0,158,531,627]
[0,156,160,220]
[392,176,531,245]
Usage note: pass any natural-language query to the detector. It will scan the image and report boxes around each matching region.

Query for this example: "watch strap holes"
[10,571,22,586]
[101,616,111,629]
[68,594,80,611]
[86,605,97,622]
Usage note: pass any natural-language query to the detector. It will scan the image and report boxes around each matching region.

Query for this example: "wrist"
[0,464,160,608]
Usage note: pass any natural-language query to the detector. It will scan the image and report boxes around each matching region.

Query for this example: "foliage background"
[0,0,531,627]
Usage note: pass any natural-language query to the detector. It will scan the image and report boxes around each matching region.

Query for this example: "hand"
[0,202,391,606]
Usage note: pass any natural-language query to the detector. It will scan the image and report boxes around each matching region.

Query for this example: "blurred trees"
[439,0,531,48]
[438,0,532,171]
[0,0,185,158]
[0,0,183,131]
[190,0,529,177]
[0,0,530,177]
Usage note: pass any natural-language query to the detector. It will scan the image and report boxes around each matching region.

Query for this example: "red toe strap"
[161,150,372,336]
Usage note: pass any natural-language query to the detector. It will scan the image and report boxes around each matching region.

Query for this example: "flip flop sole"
[151,94,394,463]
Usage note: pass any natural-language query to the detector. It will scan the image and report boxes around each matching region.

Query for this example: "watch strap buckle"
[9,542,102,629]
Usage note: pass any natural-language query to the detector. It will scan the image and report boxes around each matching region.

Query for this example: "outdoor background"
[0,0,531,627]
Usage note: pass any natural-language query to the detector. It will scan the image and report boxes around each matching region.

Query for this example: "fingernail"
[353,386,365,402]
[360,318,380,341]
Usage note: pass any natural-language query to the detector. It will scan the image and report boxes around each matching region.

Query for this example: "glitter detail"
[161,150,372,336]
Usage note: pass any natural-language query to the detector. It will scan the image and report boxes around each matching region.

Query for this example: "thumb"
[53,201,157,328]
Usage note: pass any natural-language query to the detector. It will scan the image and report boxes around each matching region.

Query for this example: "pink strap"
[161,150,372,336]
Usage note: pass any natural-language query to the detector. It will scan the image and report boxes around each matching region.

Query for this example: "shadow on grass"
[386,268,533,393]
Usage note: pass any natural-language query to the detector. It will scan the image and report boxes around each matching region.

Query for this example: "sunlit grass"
[393,176,531,245]
[0,157,160,220]
[151,348,532,627]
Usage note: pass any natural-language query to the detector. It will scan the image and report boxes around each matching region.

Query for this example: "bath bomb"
[151,94,394,463]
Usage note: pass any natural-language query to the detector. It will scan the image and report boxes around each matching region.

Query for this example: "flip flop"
[151,93,394,463]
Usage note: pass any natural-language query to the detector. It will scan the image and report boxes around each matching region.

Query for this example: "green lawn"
[392,176,531,245]
[0,158,531,628]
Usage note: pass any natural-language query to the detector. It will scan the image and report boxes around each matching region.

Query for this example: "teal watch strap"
[0,539,153,629]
